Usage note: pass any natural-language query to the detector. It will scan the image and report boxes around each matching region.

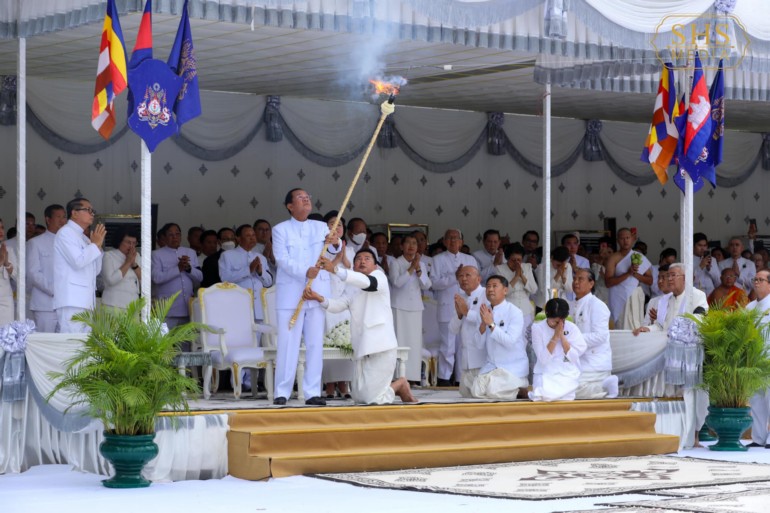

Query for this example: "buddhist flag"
[641,63,680,185]
[167,0,201,127]
[91,0,127,140]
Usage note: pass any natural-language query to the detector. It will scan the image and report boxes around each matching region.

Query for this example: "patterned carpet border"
[597,487,770,513]
[311,456,770,501]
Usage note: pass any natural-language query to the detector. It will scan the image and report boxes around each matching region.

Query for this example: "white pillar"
[542,83,552,298]
[16,37,26,321]
[140,141,152,321]
[681,174,694,310]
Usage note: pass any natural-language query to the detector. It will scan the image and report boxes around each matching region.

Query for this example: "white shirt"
[694,254,720,296]
[389,255,432,311]
[431,250,479,323]
[100,249,141,309]
[26,230,56,311]
[572,293,612,373]
[473,300,527,377]
[219,246,274,320]
[449,284,487,371]
[646,288,709,332]
[472,249,500,283]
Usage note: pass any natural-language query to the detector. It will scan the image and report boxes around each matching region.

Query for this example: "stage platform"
[176,388,681,481]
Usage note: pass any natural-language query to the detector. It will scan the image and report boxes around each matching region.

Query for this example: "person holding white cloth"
[530,298,587,402]
[605,228,652,328]
[470,275,527,400]
[304,249,416,405]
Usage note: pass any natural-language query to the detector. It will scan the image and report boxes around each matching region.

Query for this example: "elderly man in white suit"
[272,188,339,406]
[747,269,770,448]
[449,266,487,397]
[432,228,478,385]
[305,248,416,404]
[53,198,106,333]
[26,204,67,332]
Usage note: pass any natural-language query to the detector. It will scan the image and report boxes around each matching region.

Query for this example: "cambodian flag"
[129,0,153,69]
[683,52,712,164]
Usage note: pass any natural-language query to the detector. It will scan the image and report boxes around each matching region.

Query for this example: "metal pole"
[140,140,152,321]
[16,36,26,321]
[542,83,552,300]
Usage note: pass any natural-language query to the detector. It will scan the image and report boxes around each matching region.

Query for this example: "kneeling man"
[471,275,528,399]
[304,249,416,404]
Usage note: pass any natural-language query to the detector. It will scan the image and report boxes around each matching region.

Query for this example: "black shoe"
[273,397,287,405]
[436,379,453,387]
[305,396,327,406]
[745,442,764,448]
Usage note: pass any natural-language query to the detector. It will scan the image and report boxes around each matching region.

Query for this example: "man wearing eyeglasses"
[747,269,770,448]
[633,263,708,335]
[53,198,106,333]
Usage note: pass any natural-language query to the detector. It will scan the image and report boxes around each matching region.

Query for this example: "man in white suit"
[151,223,202,328]
[748,269,770,448]
[432,228,478,385]
[27,204,66,332]
[272,188,339,406]
[53,198,105,333]
[450,266,488,397]
[571,268,617,399]
[305,248,416,404]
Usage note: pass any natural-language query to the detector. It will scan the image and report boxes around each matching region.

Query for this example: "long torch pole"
[289,96,396,329]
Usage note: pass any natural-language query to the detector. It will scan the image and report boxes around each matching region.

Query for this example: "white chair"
[198,283,273,398]
[260,286,278,349]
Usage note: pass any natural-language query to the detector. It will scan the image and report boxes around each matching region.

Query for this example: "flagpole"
[681,51,695,312]
[542,82,552,300]
[16,36,26,322]
[140,140,152,321]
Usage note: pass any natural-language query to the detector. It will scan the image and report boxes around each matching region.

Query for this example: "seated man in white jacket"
[471,275,528,400]
[571,268,617,399]
[449,266,487,397]
[304,249,416,404]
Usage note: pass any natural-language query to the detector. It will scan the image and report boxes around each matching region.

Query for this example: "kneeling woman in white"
[304,249,415,404]
[530,298,587,402]
[470,275,528,400]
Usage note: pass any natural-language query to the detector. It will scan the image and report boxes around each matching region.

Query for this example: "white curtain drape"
[505,115,584,165]
[394,107,488,163]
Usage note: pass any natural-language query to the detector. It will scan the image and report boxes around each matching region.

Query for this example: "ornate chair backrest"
[198,283,255,351]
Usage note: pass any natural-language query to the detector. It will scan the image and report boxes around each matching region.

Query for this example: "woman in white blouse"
[100,229,141,310]
[530,298,587,402]
[389,232,432,382]
[495,243,537,327]
[0,219,18,325]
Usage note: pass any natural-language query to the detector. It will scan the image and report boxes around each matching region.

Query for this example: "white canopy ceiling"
[0,0,769,130]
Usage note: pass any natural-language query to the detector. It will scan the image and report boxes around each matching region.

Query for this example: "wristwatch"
[131,264,139,270]
[488,322,496,330]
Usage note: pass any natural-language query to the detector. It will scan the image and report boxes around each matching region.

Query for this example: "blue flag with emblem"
[127,59,182,152]
[167,0,201,128]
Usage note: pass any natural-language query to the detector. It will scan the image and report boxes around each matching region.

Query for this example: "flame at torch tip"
[369,75,407,99]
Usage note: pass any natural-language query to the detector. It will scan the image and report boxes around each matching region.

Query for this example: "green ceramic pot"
[99,431,159,488]
[706,406,752,452]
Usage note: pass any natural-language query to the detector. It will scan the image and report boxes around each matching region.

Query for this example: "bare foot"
[392,377,418,403]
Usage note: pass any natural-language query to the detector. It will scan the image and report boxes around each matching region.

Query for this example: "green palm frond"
[686,304,770,408]
[47,293,205,435]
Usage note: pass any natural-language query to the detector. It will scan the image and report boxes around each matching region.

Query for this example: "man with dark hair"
[521,230,541,270]
[304,248,416,404]
[694,232,720,296]
[27,204,66,332]
[198,229,219,264]
[53,198,106,333]
[562,233,590,273]
[473,229,503,283]
[201,227,235,288]
[536,246,573,307]
[571,268,617,399]
[346,217,376,258]
[187,226,204,256]
[151,222,202,327]
[272,188,339,406]
[219,224,273,321]
[471,274,527,400]
[253,218,276,272]
[648,247,678,298]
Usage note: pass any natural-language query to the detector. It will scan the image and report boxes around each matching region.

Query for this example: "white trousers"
[750,388,770,445]
[274,307,324,400]
[56,307,88,333]
[682,388,709,449]
[438,321,459,380]
[352,349,397,405]
[32,310,58,333]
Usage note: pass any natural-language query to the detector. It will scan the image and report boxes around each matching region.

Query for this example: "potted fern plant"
[687,305,770,451]
[48,294,202,487]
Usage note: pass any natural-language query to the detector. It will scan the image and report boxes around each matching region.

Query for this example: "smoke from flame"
[369,75,408,99]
